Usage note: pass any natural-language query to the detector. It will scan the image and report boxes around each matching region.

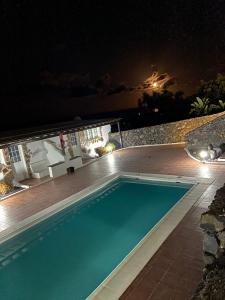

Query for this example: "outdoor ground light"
[105,143,115,154]
[106,144,113,153]
[199,150,208,160]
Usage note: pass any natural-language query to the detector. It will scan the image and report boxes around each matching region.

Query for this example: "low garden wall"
[110,112,225,148]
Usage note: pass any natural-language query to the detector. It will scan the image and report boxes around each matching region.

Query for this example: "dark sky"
[1,0,225,128]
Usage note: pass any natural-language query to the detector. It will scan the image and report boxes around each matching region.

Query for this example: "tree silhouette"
[197,74,225,102]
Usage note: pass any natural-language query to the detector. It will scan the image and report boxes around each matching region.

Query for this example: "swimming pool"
[0,175,194,300]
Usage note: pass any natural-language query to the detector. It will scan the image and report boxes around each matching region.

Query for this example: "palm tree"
[189,97,213,116]
[212,99,225,112]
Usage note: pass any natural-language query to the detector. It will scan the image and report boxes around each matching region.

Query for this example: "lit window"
[8,145,21,163]
[87,129,93,140]
[93,128,98,138]
[84,130,87,140]
[84,128,100,140]
[97,127,101,136]
[70,132,77,145]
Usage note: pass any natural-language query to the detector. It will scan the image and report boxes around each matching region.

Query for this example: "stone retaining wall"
[110,112,225,148]
[193,184,225,299]
[186,111,225,147]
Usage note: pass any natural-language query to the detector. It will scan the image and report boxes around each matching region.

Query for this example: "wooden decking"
[0,143,224,299]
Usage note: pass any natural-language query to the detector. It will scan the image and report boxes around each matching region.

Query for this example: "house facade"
[0,119,121,188]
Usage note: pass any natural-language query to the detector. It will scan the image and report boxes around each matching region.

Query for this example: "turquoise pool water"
[0,177,192,300]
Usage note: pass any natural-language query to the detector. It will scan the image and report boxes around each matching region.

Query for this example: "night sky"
[1,0,225,129]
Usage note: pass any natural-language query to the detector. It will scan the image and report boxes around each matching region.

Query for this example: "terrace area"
[0,143,224,299]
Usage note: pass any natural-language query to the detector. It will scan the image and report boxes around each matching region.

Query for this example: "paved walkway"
[0,144,224,299]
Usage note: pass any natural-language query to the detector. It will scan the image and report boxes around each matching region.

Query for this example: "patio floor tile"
[0,144,224,299]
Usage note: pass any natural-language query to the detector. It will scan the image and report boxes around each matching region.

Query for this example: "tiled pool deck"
[0,143,224,299]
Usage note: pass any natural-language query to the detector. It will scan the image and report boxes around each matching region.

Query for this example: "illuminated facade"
[0,119,121,186]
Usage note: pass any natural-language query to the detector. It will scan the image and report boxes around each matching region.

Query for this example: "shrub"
[0,182,13,195]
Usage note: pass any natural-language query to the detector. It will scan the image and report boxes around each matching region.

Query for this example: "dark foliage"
[138,90,193,123]
[197,74,225,102]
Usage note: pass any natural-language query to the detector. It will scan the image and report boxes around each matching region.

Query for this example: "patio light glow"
[199,150,208,159]
[106,144,114,153]
[86,144,98,158]
[199,165,210,177]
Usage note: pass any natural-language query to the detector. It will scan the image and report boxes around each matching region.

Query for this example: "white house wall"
[0,149,5,181]
[0,150,5,165]
[27,133,82,172]
[63,132,81,157]
[27,140,49,165]
[101,125,111,145]
[43,137,65,165]
[12,145,29,181]
[72,132,82,156]
[0,147,29,182]
[0,124,110,182]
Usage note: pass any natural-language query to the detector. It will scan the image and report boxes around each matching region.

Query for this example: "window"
[70,132,77,145]
[84,127,100,140]
[97,127,101,136]
[8,145,21,163]
[87,129,93,140]
[92,128,98,138]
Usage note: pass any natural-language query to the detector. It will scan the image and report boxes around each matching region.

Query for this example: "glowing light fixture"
[199,150,208,159]
[86,144,98,158]
[106,144,114,153]
[153,82,158,88]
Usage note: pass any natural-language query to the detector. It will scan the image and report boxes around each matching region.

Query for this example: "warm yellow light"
[199,150,208,159]
[106,144,113,153]
[153,82,158,88]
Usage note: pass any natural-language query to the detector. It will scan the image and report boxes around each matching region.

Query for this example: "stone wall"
[201,187,225,266]
[193,184,225,300]
[186,111,225,147]
[110,112,225,148]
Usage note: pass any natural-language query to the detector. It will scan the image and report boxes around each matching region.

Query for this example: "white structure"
[79,125,111,158]
[0,120,118,182]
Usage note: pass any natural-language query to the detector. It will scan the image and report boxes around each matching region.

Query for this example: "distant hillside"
[0,90,143,131]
